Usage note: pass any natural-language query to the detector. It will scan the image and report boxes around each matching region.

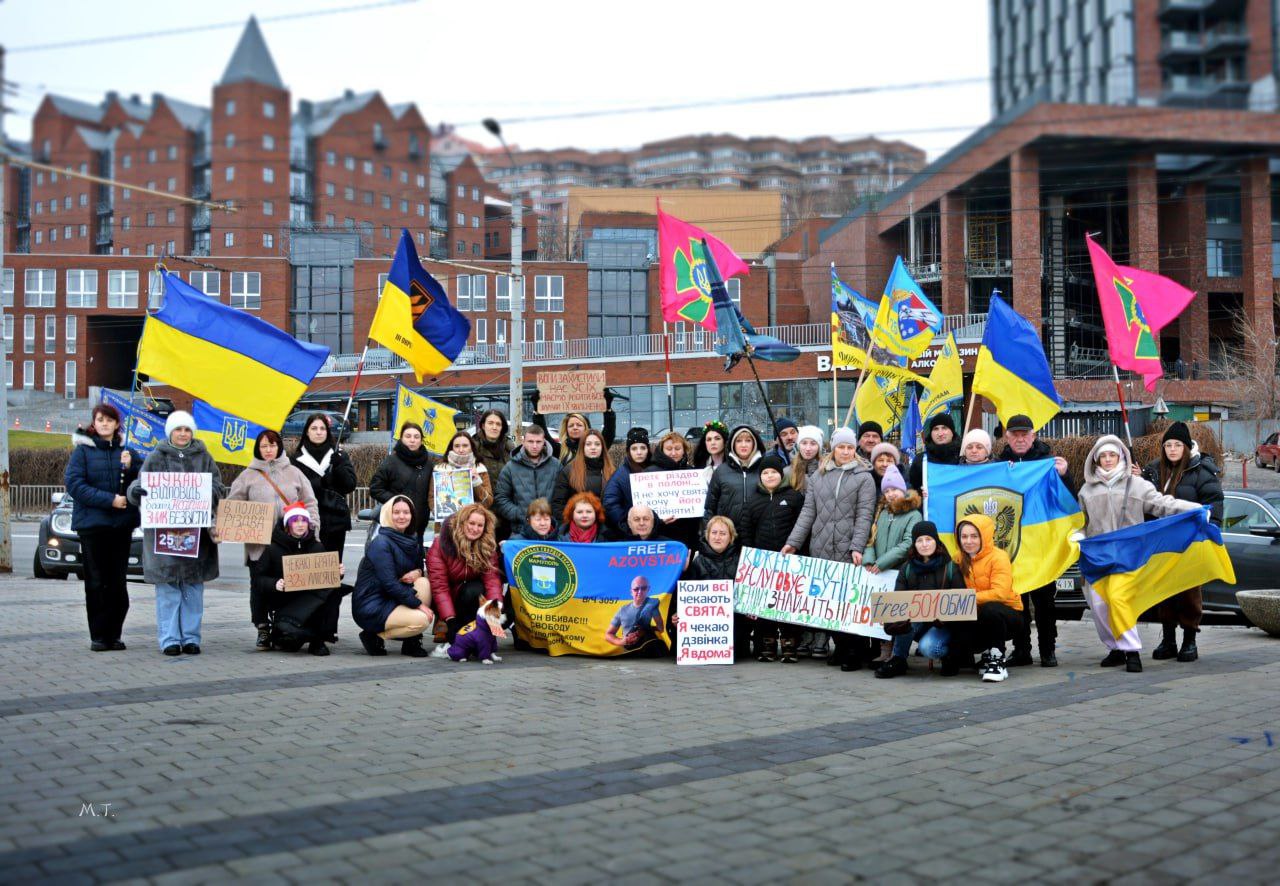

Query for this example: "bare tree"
[1207,306,1280,443]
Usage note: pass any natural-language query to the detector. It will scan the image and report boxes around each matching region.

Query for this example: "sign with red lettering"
[536,370,607,414]
[675,580,734,665]
[734,545,892,640]
[140,472,213,529]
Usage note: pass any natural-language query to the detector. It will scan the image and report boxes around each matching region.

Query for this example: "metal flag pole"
[662,322,675,432]
[1112,364,1134,447]
[339,340,370,446]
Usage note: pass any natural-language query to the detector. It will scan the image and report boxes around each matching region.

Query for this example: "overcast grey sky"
[1,0,992,158]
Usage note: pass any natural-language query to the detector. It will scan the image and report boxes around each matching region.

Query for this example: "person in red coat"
[426,503,505,643]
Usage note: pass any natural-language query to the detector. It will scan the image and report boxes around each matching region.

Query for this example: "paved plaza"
[2,574,1280,884]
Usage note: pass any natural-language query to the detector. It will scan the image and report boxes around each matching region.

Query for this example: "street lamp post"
[482,119,523,439]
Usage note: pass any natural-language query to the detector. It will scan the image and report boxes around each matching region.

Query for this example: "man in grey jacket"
[494,424,558,535]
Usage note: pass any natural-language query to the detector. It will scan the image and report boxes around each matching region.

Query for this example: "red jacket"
[426,517,504,620]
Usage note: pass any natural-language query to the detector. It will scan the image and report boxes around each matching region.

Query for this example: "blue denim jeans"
[892,623,950,660]
[155,582,204,649]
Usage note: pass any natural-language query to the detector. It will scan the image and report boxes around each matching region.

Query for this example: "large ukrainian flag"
[368,229,470,381]
[137,274,330,430]
[926,459,1084,591]
[971,294,1060,430]
[192,400,267,466]
[1078,508,1235,639]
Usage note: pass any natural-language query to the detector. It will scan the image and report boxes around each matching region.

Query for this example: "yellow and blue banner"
[369,229,470,381]
[855,367,910,433]
[871,256,943,359]
[192,400,267,466]
[926,459,1083,591]
[503,539,687,657]
[390,382,459,456]
[1078,508,1235,639]
[919,332,963,419]
[99,389,166,456]
[137,273,330,430]
[971,293,1060,430]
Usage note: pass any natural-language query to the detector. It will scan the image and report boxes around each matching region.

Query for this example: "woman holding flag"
[1078,436,1201,672]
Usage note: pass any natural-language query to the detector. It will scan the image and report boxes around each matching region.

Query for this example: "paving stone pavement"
[2,573,1280,884]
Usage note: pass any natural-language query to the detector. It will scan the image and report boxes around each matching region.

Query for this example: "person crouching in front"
[352,494,433,657]
[251,502,344,656]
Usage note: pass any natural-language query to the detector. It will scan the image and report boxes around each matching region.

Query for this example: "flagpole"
[832,359,839,429]
[339,340,370,446]
[1112,364,1134,447]
[842,361,869,428]
[661,322,675,432]
[964,392,978,433]
[744,348,779,432]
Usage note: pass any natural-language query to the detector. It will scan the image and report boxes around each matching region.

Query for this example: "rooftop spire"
[219,17,284,89]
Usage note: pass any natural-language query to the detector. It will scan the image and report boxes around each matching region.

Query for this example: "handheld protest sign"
[536,370,606,413]
[282,552,341,591]
[215,500,275,544]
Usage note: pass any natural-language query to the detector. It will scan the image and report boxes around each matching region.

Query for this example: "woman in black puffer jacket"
[369,422,434,537]
[739,454,805,662]
[703,425,766,533]
[290,413,357,559]
[684,515,749,660]
[1140,422,1223,663]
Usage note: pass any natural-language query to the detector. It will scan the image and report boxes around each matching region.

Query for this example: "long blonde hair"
[558,412,592,463]
[449,504,498,574]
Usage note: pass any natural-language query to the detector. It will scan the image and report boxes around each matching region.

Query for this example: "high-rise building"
[990,0,1278,115]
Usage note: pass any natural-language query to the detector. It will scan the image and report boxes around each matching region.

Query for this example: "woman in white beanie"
[1077,435,1199,673]
[126,410,224,656]
[788,425,824,495]
[960,428,993,465]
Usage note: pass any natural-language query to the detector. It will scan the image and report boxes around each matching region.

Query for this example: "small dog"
[444,598,507,664]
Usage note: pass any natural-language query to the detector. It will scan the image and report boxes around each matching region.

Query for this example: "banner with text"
[140,472,213,529]
[504,539,687,657]
[630,469,707,520]
[536,370,607,414]
[675,580,734,665]
[734,545,892,640]
[867,590,977,623]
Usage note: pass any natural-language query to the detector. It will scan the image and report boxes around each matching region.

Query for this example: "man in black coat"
[907,413,961,492]
[998,414,1074,669]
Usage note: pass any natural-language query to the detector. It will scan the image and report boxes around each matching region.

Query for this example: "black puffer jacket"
[908,437,961,492]
[1142,445,1224,525]
[369,444,434,534]
[738,480,804,553]
[65,431,141,533]
[684,539,741,582]
[998,436,1078,496]
[894,555,966,592]
[290,444,357,533]
[703,425,767,532]
[550,455,609,520]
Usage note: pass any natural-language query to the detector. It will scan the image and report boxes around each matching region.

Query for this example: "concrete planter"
[1236,590,1280,637]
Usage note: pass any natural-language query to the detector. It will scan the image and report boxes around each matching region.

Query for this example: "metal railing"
[12,485,65,515]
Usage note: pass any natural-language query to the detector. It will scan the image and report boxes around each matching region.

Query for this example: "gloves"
[445,616,460,641]
[603,388,615,409]
[135,488,148,497]
[530,389,541,410]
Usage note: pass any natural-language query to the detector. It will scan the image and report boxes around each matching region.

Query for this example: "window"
[325,212,335,226]
[377,272,389,297]
[108,270,139,308]
[65,270,98,308]
[78,193,87,207]
[122,188,130,201]
[263,167,275,184]
[495,275,525,312]
[381,194,391,209]
[344,155,355,171]
[1206,239,1243,278]
[325,182,335,197]
[146,212,155,227]
[147,148,157,163]
[416,203,426,217]
[456,184,465,198]
[472,243,480,256]
[1,269,12,307]
[263,100,276,118]
[263,233,274,249]
[472,187,480,201]
[4,361,10,388]
[363,160,373,175]
[121,154,131,169]
[166,208,176,224]
[24,270,56,307]
[475,318,487,344]
[65,316,77,354]
[63,226,73,240]
[456,212,465,226]
[263,134,275,151]
[166,177,176,192]
[166,239,175,254]
[471,275,487,311]
[362,191,373,205]
[225,165,235,182]
[400,171,408,184]
[78,224,88,238]
[50,228,58,243]
[382,164,392,180]
[552,319,565,357]
[344,186,355,201]
[225,133,236,148]
[416,174,426,188]
[727,278,742,308]
[456,275,472,311]
[231,272,261,310]
[534,319,546,358]
[324,151,335,166]
[1223,496,1280,531]
[122,216,131,231]
[456,240,465,254]
[471,215,480,229]
[189,271,220,298]
[167,145,177,161]
[1,316,10,354]
[22,361,33,390]
[225,99,236,115]
[534,275,564,312]
[495,318,507,355]
[263,200,274,216]
[64,361,76,399]
[44,360,56,392]
[43,316,55,354]
[146,244,155,257]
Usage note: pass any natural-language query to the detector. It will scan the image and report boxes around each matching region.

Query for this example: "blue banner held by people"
[99,389,166,456]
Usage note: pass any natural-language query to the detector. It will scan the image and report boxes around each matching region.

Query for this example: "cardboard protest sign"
[154,528,200,558]
[432,466,475,522]
[215,500,275,544]
[630,470,707,520]
[867,590,978,623]
[734,546,892,640]
[675,580,734,665]
[282,552,341,591]
[535,370,606,414]
[504,539,687,657]
[140,472,213,529]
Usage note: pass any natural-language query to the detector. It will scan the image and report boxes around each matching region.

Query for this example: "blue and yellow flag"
[391,382,458,456]
[971,293,1060,430]
[192,400,267,466]
[137,273,330,430]
[369,230,470,381]
[1078,509,1234,639]
[926,459,1084,591]
[99,389,166,456]
[871,256,943,359]
[900,388,922,462]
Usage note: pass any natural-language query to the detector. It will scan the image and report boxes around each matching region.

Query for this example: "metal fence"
[10,485,379,519]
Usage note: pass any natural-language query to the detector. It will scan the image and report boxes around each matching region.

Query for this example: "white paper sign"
[630,470,707,520]
[675,580,734,665]
[140,471,213,529]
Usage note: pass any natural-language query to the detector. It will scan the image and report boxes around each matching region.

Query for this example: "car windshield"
[1261,492,1280,510]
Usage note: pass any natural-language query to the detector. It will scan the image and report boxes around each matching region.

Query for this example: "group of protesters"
[65,391,1222,682]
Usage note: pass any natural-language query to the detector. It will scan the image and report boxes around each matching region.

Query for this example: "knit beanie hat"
[1162,421,1193,448]
[912,520,941,542]
[283,501,310,526]
[857,420,883,439]
[626,427,649,446]
[870,442,901,464]
[1094,441,1123,462]
[961,428,992,454]
[796,425,824,446]
[164,410,196,437]
[830,427,857,448]
[773,416,798,434]
[758,453,788,476]
[880,463,907,493]
[926,413,956,434]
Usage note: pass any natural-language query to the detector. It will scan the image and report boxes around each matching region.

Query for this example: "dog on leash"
[444,598,507,664]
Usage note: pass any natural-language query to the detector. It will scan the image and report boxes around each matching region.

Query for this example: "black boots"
[255,624,273,650]
[1177,628,1199,662]
[1125,652,1142,673]
[1006,649,1034,667]
[1152,624,1178,660]
[359,629,387,656]
[756,635,778,663]
[1100,649,1126,667]
[400,637,429,658]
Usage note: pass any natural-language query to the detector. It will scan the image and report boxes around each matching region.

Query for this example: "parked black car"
[34,493,144,580]
[281,410,355,439]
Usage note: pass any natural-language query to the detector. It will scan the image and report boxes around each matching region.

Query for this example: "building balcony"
[95,200,114,215]
[1161,22,1249,58]
[1158,0,1243,20]
[290,184,313,203]
[907,260,942,283]
[192,148,211,167]
[290,151,312,172]
[191,181,211,200]
[1162,71,1250,107]
[95,225,113,246]
[191,209,211,231]
[965,258,1013,277]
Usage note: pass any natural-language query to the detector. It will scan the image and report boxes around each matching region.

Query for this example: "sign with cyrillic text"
[675,580,734,665]
[140,472,213,529]
[630,470,707,520]
[734,545,891,640]
[867,590,977,623]
[536,370,606,414]
[282,552,341,592]
[215,499,275,544]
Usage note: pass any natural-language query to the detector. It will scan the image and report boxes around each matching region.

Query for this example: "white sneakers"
[980,648,1009,683]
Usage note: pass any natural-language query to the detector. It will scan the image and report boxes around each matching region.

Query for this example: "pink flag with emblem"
[657,205,750,331]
